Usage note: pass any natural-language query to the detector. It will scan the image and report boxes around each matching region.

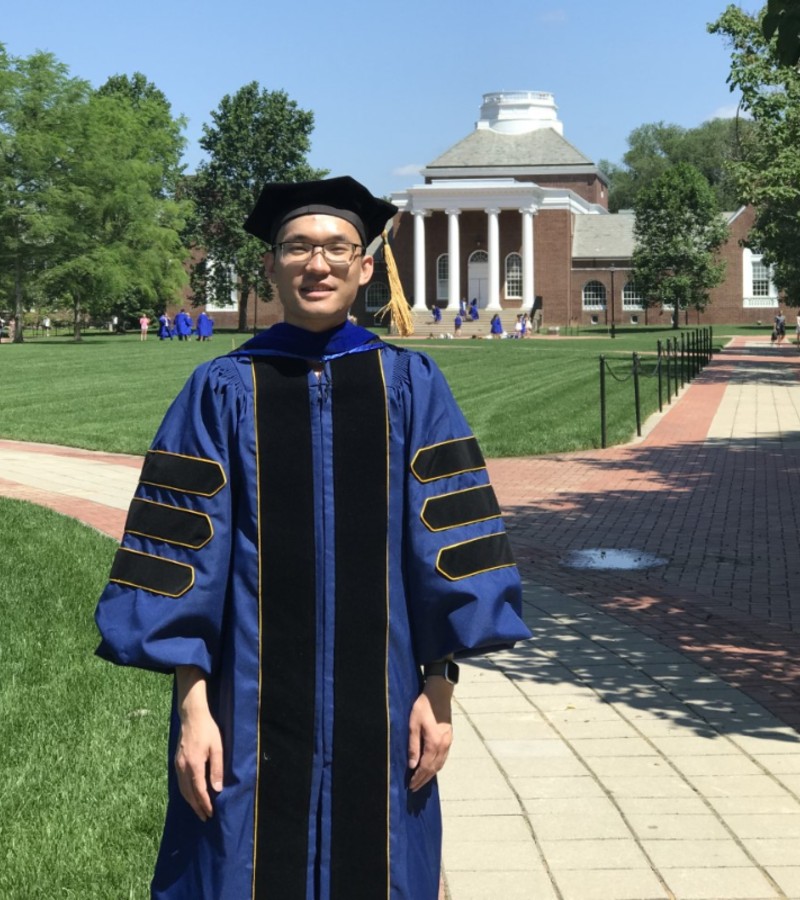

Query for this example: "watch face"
[425,661,459,684]
[446,662,459,685]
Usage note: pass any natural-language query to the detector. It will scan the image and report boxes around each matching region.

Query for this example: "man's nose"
[306,247,332,271]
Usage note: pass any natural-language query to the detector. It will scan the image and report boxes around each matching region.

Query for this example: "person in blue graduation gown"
[196,311,213,341]
[158,313,173,340]
[175,310,193,340]
[95,176,531,900]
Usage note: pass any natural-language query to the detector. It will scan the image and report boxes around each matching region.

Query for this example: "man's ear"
[265,252,276,276]
[358,254,375,286]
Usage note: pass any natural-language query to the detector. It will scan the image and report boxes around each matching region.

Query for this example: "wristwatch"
[424,660,460,685]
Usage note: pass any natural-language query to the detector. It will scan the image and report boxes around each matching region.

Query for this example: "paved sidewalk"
[3,336,800,899]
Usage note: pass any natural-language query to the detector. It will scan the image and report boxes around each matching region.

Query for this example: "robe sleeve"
[94,359,243,675]
[401,351,532,663]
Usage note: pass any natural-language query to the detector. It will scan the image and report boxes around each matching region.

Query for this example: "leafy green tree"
[188,83,326,331]
[710,5,800,304]
[0,51,190,341]
[600,118,753,213]
[763,0,800,66]
[632,163,729,327]
[40,75,190,340]
[0,46,89,342]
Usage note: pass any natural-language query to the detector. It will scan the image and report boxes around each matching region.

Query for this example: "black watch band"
[424,660,460,685]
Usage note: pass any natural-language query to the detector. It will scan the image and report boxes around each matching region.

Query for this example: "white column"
[485,207,502,311]
[411,210,428,311]
[446,208,461,311]
[520,207,536,309]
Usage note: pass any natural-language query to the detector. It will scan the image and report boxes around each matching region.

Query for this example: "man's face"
[266,214,374,332]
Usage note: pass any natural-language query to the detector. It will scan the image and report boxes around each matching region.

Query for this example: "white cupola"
[476,91,564,136]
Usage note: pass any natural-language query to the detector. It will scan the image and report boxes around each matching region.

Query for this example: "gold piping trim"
[435,535,516,583]
[109,548,195,598]
[378,353,391,897]
[126,499,214,549]
[140,449,228,497]
[420,486,501,533]
[251,361,263,898]
[409,436,485,484]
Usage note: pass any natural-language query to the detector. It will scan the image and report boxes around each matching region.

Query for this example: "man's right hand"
[174,666,224,822]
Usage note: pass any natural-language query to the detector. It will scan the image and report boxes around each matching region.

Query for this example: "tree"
[600,119,753,213]
[39,75,190,340]
[0,46,89,342]
[0,52,190,341]
[187,83,326,331]
[632,163,729,327]
[710,5,800,304]
[763,0,800,66]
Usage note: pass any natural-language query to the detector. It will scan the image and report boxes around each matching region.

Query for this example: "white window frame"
[582,280,607,310]
[204,260,240,312]
[436,254,449,301]
[742,248,779,308]
[622,280,644,311]
[505,252,522,299]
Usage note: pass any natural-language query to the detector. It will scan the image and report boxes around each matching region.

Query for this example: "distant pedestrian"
[490,314,503,338]
[454,313,462,337]
[42,316,51,337]
[775,310,787,345]
[158,313,173,341]
[469,298,479,321]
[196,311,214,341]
[139,315,150,341]
[795,314,800,345]
[175,310,191,341]
[431,305,442,324]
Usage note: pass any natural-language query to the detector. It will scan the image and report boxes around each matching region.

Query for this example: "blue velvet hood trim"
[230,321,381,362]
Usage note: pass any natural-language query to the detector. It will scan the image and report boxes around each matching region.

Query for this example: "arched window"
[469,250,489,264]
[505,253,522,299]
[365,282,389,311]
[436,254,449,301]
[582,280,606,309]
[622,281,644,310]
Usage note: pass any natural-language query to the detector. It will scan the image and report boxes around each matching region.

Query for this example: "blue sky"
[4,1,752,197]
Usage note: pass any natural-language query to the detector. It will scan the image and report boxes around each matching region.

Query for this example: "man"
[95,176,530,900]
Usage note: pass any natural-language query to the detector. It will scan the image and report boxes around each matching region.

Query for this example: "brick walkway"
[490,337,800,731]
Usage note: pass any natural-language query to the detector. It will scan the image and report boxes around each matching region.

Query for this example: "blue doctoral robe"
[95,321,530,900]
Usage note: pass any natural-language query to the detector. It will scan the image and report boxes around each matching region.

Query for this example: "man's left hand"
[407,677,454,792]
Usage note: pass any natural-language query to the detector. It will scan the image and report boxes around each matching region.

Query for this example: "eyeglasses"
[276,241,364,266]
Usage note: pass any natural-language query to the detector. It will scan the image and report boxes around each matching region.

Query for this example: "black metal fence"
[599,327,713,449]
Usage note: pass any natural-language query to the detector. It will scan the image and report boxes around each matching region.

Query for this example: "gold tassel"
[376,229,414,337]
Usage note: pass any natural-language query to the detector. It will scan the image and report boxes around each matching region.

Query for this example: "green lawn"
[0,498,169,898]
[0,324,727,457]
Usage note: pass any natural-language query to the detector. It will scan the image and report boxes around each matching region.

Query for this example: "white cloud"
[392,163,424,177]
[710,103,749,119]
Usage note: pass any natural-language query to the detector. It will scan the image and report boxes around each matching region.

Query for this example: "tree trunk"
[72,299,83,342]
[13,257,24,343]
[237,277,250,332]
